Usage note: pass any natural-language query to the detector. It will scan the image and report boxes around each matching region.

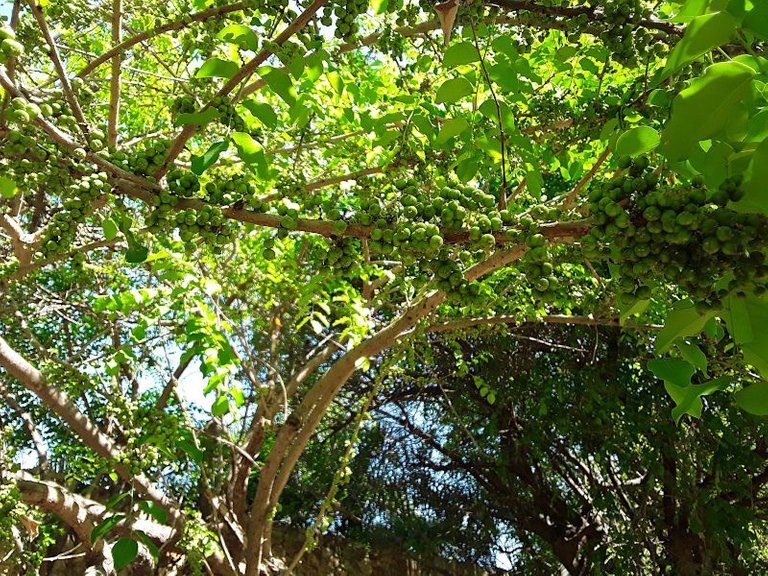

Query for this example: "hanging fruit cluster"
[582,157,768,309]
[39,173,111,258]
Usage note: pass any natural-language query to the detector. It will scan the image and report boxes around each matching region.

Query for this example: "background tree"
[1,0,768,573]
[280,326,768,575]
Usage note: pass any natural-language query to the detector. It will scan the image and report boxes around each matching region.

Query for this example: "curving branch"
[76,2,247,78]
[25,0,90,139]
[15,472,174,545]
[156,0,330,179]
[0,335,180,522]
[426,314,663,334]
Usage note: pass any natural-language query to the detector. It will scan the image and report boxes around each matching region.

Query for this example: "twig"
[562,145,611,209]
[108,0,123,147]
[25,0,90,139]
[155,0,330,179]
[76,2,247,78]
[470,20,507,208]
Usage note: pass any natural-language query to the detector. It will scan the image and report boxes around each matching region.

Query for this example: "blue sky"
[0,1,11,21]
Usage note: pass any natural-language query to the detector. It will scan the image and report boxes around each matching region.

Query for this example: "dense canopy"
[1,0,768,573]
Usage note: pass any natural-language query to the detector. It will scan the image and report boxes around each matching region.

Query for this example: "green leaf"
[0,176,17,198]
[526,168,543,199]
[138,501,168,524]
[211,394,229,417]
[112,538,139,570]
[721,296,768,377]
[327,71,344,95]
[102,218,118,241]
[670,0,712,23]
[443,42,480,68]
[735,382,768,415]
[125,243,149,264]
[744,2,768,41]
[661,61,755,161]
[436,117,469,143]
[732,138,768,213]
[620,298,650,324]
[455,157,479,182]
[724,294,754,344]
[677,341,708,374]
[195,57,239,79]
[656,301,714,353]
[136,530,160,560]
[217,24,259,51]
[663,12,737,77]
[371,0,387,15]
[435,77,474,104]
[262,68,296,106]
[174,108,218,127]
[648,359,729,422]
[191,140,229,175]
[231,132,269,178]
[241,100,278,129]
[91,514,125,543]
[615,126,661,157]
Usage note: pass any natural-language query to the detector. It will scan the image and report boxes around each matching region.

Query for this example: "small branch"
[107,0,123,147]
[156,0,330,179]
[470,20,507,209]
[76,2,247,78]
[562,145,611,209]
[25,0,90,139]
[427,314,662,333]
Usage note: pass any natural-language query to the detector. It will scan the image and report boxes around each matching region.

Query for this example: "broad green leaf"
[620,299,650,324]
[136,530,160,560]
[242,100,278,129]
[232,132,269,178]
[195,57,239,79]
[436,117,469,143]
[721,296,768,377]
[371,0,387,15]
[744,2,768,41]
[102,218,118,241]
[648,359,728,422]
[724,294,754,344]
[327,71,344,95]
[661,61,755,160]
[615,126,661,157]
[648,358,696,387]
[191,140,229,175]
[526,168,543,198]
[211,394,229,417]
[656,301,714,353]
[732,138,768,213]
[444,42,480,68]
[663,12,737,77]
[125,243,149,264]
[217,24,259,51]
[435,77,474,104]
[261,68,296,106]
[0,176,17,198]
[677,341,708,374]
[735,382,768,415]
[112,538,139,570]
[670,0,711,23]
[91,514,125,543]
[174,108,218,127]
[455,157,479,182]
[138,501,168,524]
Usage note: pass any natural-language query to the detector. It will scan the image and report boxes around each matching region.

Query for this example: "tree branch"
[107,0,123,147]
[0,335,181,522]
[156,0,330,179]
[25,0,90,139]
